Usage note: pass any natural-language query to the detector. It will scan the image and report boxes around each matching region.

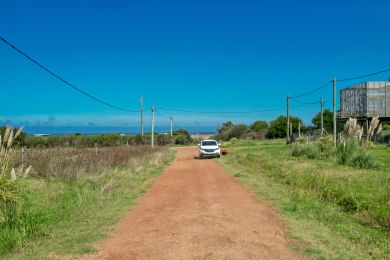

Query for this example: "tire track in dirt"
[84,147,302,259]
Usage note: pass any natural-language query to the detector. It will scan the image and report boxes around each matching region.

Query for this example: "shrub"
[174,134,191,145]
[350,151,381,170]
[295,137,306,144]
[245,129,268,140]
[172,129,192,145]
[292,143,321,159]
[317,136,333,152]
[225,125,247,140]
[267,115,303,139]
[292,144,306,157]
[249,121,268,132]
[336,139,359,165]
[337,194,358,213]
[316,136,333,158]
[156,134,171,145]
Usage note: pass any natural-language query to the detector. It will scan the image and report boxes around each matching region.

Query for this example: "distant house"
[339,81,390,120]
[33,134,51,137]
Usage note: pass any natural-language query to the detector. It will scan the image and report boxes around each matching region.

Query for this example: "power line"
[291,98,330,106]
[290,99,319,105]
[290,81,331,98]
[338,67,390,82]
[0,36,139,112]
[155,110,170,118]
[156,107,284,114]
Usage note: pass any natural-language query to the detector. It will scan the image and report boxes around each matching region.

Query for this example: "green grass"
[218,139,390,259]
[1,149,175,259]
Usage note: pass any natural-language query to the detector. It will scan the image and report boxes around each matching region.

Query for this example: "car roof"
[202,139,217,142]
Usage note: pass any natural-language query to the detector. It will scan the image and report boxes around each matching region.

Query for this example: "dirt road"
[85,148,301,259]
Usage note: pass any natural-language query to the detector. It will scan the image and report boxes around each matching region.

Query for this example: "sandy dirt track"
[85,147,302,259]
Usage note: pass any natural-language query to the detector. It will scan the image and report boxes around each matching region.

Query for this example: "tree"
[249,120,268,132]
[267,115,303,139]
[213,122,248,141]
[172,129,192,145]
[225,124,247,140]
[218,121,233,134]
[311,109,333,133]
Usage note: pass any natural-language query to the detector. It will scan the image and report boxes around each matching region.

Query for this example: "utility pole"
[332,77,337,147]
[151,106,155,148]
[286,95,290,144]
[140,96,144,141]
[170,116,173,138]
[298,122,301,137]
[320,97,324,136]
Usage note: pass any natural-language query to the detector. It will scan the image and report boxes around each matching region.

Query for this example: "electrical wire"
[291,99,319,105]
[156,107,284,114]
[337,67,390,82]
[290,81,331,98]
[155,110,171,118]
[0,36,139,112]
[290,98,332,105]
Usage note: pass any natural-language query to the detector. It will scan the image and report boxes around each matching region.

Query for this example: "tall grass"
[0,126,23,205]
[1,142,168,256]
[12,146,158,178]
[292,135,381,170]
[219,141,390,258]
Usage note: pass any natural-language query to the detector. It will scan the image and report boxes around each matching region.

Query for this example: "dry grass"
[1,126,24,205]
[10,146,164,178]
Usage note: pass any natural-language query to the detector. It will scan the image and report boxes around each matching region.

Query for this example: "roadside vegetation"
[0,126,175,258]
[292,117,383,170]
[218,139,390,259]
[1,126,193,148]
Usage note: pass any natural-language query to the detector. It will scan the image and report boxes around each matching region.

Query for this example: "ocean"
[24,126,216,136]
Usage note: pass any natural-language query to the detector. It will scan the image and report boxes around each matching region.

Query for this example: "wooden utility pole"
[170,116,173,138]
[151,106,155,148]
[140,96,144,141]
[332,77,337,147]
[320,97,324,136]
[298,122,301,137]
[286,95,290,144]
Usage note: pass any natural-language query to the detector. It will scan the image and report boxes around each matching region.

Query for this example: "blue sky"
[1,0,390,132]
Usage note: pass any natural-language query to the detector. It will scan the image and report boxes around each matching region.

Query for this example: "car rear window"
[202,141,217,146]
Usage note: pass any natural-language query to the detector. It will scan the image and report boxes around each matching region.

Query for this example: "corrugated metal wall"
[340,82,390,118]
[340,83,367,118]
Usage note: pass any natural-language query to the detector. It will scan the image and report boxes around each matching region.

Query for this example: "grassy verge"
[1,148,175,259]
[218,140,390,259]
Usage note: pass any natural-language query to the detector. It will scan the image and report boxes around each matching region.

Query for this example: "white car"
[198,139,221,159]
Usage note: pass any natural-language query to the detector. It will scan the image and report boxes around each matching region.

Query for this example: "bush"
[249,121,268,132]
[156,134,171,145]
[295,137,306,144]
[174,134,191,145]
[337,194,358,213]
[172,129,192,145]
[295,137,382,170]
[336,139,359,165]
[267,115,303,139]
[350,151,381,170]
[292,144,306,157]
[316,136,333,158]
[245,129,268,140]
[292,143,321,159]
